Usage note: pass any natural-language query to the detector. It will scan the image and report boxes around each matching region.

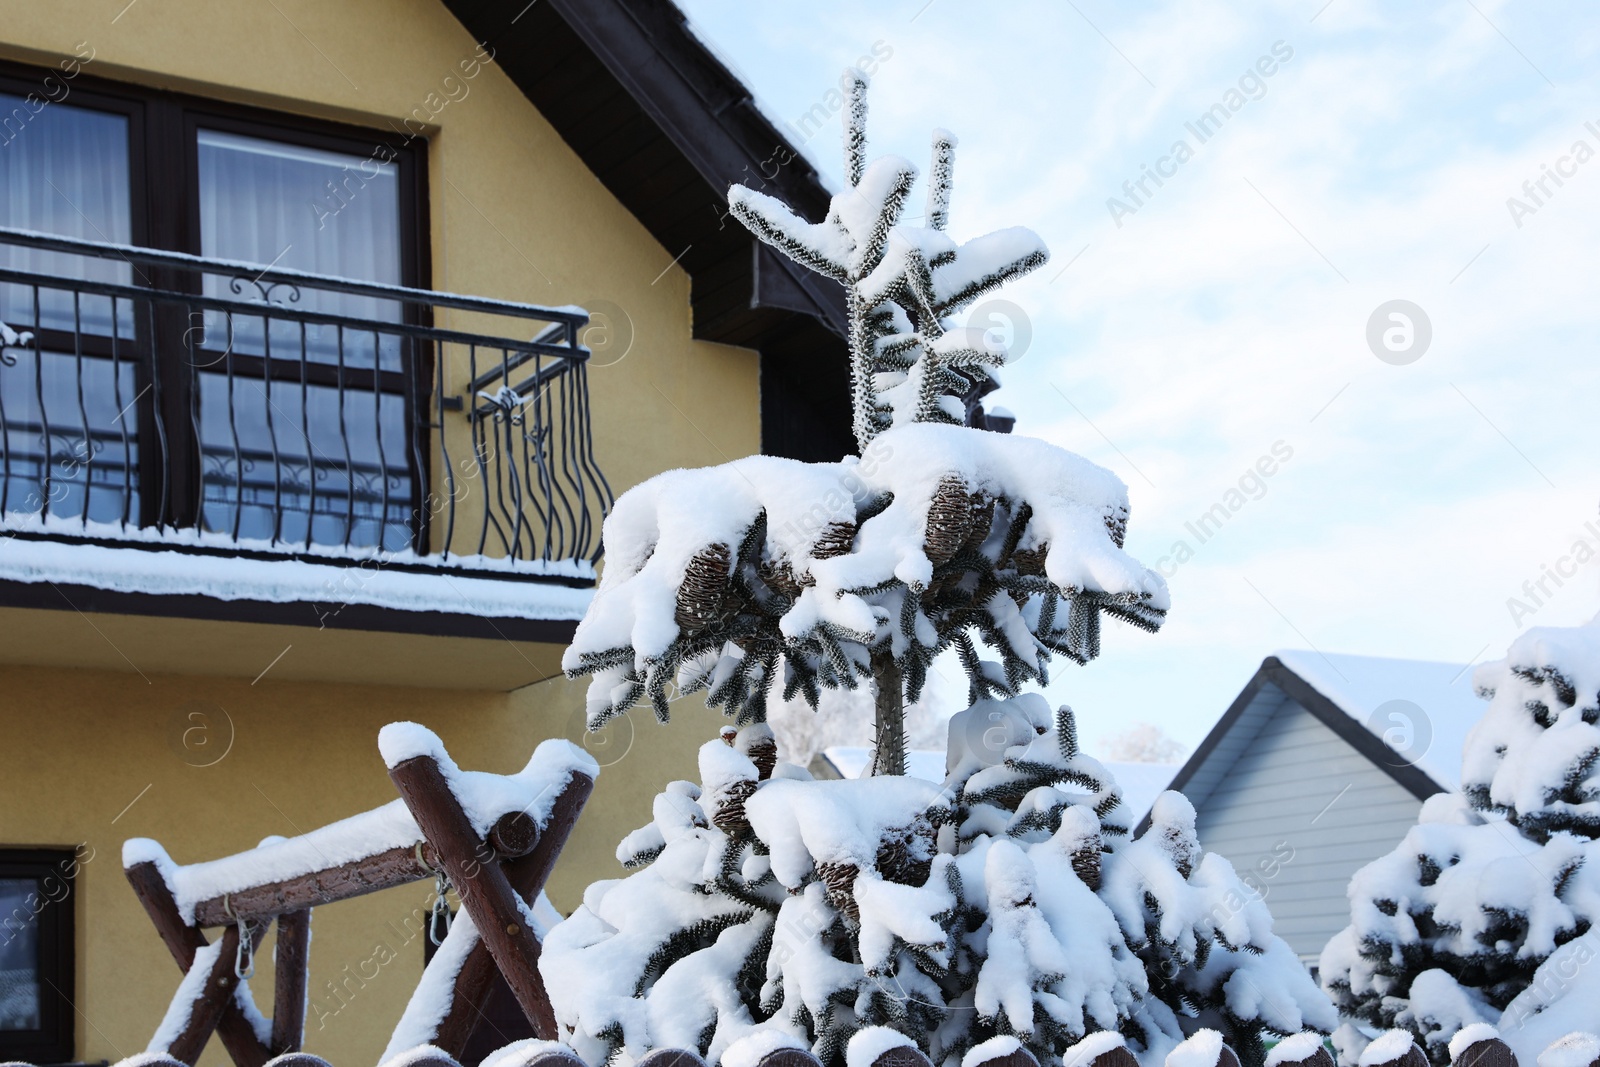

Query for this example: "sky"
[674,0,1600,754]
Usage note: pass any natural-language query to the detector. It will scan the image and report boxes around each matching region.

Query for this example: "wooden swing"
[123,728,595,1067]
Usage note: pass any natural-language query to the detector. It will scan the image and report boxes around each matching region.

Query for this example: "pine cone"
[876,812,938,887]
[816,860,860,922]
[1071,841,1102,891]
[741,735,778,781]
[711,778,758,838]
[961,493,995,555]
[764,559,801,598]
[1104,505,1128,548]
[675,543,732,631]
[1158,821,1197,879]
[811,521,857,559]
[924,477,974,564]
[1011,542,1048,576]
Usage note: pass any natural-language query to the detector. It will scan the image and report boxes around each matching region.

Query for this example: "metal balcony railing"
[0,226,611,576]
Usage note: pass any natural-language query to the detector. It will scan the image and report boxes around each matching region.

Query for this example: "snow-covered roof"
[820,745,1180,824]
[1271,649,1484,791]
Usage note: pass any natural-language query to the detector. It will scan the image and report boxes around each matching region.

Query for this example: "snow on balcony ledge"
[0,512,596,623]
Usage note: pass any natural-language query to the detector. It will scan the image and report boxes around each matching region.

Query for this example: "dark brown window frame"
[0,59,433,544]
[0,847,80,1065]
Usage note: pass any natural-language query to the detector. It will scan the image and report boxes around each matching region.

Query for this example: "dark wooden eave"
[443,0,855,461]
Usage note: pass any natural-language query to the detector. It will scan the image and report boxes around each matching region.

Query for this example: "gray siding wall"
[1192,697,1424,962]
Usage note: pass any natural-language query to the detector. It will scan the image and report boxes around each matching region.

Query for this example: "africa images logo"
[1107,41,1295,228]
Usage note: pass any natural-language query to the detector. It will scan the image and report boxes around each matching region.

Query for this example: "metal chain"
[429,870,452,946]
[235,916,255,980]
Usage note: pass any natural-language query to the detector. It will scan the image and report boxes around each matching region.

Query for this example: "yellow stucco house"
[0,2,862,1064]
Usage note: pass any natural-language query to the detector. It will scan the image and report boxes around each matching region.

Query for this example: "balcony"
[0,225,612,676]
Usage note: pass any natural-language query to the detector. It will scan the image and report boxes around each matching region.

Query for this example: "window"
[0,90,136,525]
[0,62,428,551]
[0,849,79,1065]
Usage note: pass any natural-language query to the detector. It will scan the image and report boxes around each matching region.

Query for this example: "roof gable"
[1270,649,1484,792]
[1150,651,1486,831]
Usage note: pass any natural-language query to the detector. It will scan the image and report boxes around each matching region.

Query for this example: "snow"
[566,415,1167,729]
[380,1044,463,1067]
[1165,1031,1225,1067]
[854,864,952,971]
[383,901,559,1065]
[699,738,761,800]
[743,776,949,889]
[1108,764,1184,825]
[125,732,595,923]
[1537,1032,1600,1067]
[722,1029,812,1067]
[545,75,1315,1067]
[121,1056,197,1067]
[1462,624,1600,833]
[825,747,942,781]
[0,319,33,348]
[1064,1033,1130,1067]
[545,692,1328,1067]
[820,747,1177,824]
[0,512,594,621]
[1271,650,1484,791]
[975,839,1071,1030]
[1448,1025,1500,1061]
[1357,1032,1420,1067]
[480,1040,576,1067]
[1319,618,1600,1066]
[383,908,479,1061]
[1266,1034,1328,1067]
[148,940,224,1053]
[846,1027,919,1067]
[379,722,453,767]
[1496,929,1600,1063]
[963,1036,1023,1067]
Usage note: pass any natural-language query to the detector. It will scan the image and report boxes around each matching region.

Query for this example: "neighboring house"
[0,2,926,1063]
[1155,651,1486,970]
[818,746,1180,827]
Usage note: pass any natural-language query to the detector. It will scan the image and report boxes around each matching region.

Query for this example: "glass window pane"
[0,95,132,338]
[197,371,411,551]
[0,879,41,1031]
[196,129,402,369]
[0,348,140,525]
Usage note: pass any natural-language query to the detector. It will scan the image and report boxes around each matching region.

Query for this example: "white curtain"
[0,878,40,1030]
[0,94,137,523]
[0,92,131,336]
[195,130,410,548]
[196,129,402,368]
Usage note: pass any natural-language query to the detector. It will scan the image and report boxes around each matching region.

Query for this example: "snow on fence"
[8,735,1585,1067]
[37,1022,1577,1067]
[113,725,597,1067]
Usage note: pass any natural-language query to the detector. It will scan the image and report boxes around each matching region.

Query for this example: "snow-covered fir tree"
[544,72,1330,1067]
[560,69,1165,776]
[1321,617,1600,1067]
[939,696,1330,1067]
[541,703,1331,1067]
